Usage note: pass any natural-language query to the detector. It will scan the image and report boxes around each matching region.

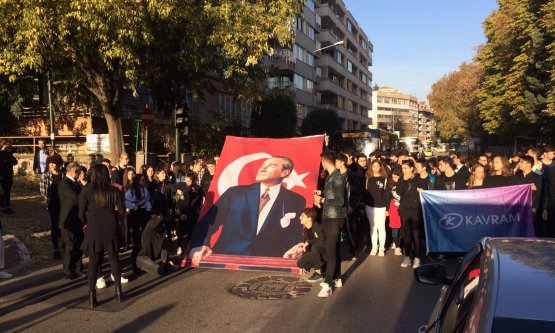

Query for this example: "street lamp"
[314,40,344,53]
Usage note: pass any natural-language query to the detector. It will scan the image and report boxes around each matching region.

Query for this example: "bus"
[331,129,399,156]
[399,136,420,155]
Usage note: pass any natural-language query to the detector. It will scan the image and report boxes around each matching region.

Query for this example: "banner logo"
[438,213,463,230]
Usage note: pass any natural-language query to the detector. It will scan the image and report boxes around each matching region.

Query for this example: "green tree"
[476,0,554,139]
[0,0,303,160]
[251,94,297,138]
[428,62,484,140]
[301,108,342,136]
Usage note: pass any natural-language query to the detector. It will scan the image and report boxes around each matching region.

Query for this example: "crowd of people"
[1,138,221,308]
[295,144,555,298]
[2,137,555,303]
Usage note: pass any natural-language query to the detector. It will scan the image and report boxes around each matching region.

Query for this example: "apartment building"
[418,101,436,140]
[373,87,419,137]
[266,0,374,131]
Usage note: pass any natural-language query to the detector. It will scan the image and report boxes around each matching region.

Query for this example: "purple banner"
[420,184,535,253]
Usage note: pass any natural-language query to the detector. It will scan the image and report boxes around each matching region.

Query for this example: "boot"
[115,283,123,303]
[89,290,98,309]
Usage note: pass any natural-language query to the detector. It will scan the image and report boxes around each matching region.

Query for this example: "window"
[306,0,314,11]
[360,73,367,84]
[294,74,304,90]
[306,52,314,66]
[347,60,353,73]
[439,247,483,332]
[347,20,353,33]
[296,16,304,32]
[306,79,314,93]
[334,50,343,64]
[360,39,367,51]
[306,24,315,40]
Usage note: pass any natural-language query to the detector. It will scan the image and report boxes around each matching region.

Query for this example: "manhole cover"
[230,276,312,300]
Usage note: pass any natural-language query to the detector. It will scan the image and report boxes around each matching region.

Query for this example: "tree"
[251,94,297,138]
[301,108,342,136]
[428,62,484,140]
[0,0,303,160]
[475,0,554,139]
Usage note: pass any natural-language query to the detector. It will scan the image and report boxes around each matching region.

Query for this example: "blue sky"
[344,0,499,100]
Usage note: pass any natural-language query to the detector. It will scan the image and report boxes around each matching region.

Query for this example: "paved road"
[0,251,442,333]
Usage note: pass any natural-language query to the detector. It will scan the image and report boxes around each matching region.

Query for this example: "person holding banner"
[483,155,515,188]
[396,160,427,269]
[435,157,466,190]
[467,164,486,189]
[516,155,542,236]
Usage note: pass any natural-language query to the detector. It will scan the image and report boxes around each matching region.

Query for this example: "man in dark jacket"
[33,139,48,175]
[58,162,83,279]
[0,142,18,214]
[515,156,542,237]
[314,151,346,297]
[335,153,363,258]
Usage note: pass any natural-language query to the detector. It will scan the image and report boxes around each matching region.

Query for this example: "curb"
[4,235,31,274]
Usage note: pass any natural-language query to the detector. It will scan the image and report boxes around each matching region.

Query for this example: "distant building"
[417,101,436,140]
[373,87,419,137]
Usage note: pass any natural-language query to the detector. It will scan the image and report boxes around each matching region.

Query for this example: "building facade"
[373,87,419,137]
[266,0,374,131]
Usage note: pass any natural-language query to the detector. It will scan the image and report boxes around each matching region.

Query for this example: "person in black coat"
[0,142,18,214]
[79,164,124,308]
[58,162,83,279]
[33,139,48,175]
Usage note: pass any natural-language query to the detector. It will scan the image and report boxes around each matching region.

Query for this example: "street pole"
[47,71,55,148]
[175,127,180,163]
[135,119,140,152]
[145,125,148,166]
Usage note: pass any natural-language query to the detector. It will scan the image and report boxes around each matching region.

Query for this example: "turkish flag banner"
[187,135,324,273]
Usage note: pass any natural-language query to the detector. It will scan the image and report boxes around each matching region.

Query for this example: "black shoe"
[89,290,98,309]
[65,272,80,280]
[53,250,62,260]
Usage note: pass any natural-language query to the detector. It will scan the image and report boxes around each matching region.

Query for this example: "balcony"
[268,49,296,72]
[317,29,340,45]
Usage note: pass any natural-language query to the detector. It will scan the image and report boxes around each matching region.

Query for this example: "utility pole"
[47,71,55,148]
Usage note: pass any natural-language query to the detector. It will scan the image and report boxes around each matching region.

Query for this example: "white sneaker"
[369,248,377,256]
[390,243,396,250]
[400,256,412,268]
[176,247,182,256]
[334,279,343,288]
[110,274,128,284]
[378,249,385,257]
[318,283,333,298]
[96,277,106,289]
[0,270,13,279]
[394,248,403,256]
[413,257,421,269]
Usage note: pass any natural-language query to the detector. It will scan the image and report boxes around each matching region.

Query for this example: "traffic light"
[174,103,189,129]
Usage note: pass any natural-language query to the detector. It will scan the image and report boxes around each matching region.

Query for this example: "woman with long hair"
[77,166,89,188]
[78,164,124,308]
[388,167,403,256]
[396,160,426,269]
[125,174,152,274]
[483,155,514,188]
[121,167,136,250]
[467,164,486,189]
[364,160,391,256]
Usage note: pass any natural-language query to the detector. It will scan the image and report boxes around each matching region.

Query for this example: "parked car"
[415,238,555,332]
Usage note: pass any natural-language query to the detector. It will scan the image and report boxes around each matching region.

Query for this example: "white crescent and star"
[217,152,309,195]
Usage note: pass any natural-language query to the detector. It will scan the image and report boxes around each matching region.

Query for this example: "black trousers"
[322,217,345,285]
[401,208,422,259]
[0,179,12,208]
[297,246,326,270]
[546,206,555,238]
[88,249,120,291]
[129,209,149,268]
[48,206,61,251]
[61,227,84,276]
